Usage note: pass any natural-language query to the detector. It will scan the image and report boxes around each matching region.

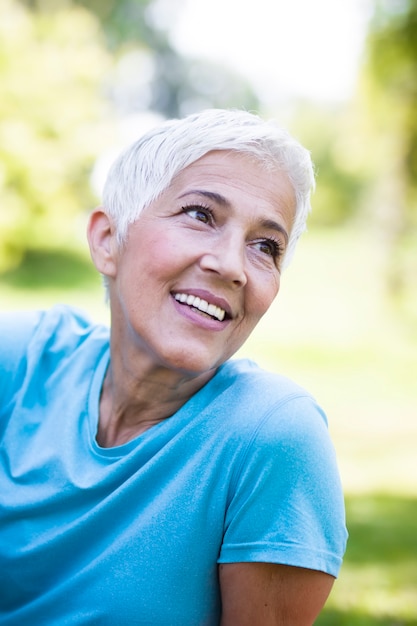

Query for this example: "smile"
[173,293,226,322]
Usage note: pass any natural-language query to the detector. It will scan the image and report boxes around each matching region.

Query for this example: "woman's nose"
[199,234,247,287]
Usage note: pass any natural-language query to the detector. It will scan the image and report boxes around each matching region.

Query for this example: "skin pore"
[87,150,296,448]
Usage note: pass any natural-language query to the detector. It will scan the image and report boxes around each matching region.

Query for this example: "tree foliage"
[358,0,417,294]
[16,0,260,119]
[1,0,259,270]
[0,0,114,268]
[289,104,368,228]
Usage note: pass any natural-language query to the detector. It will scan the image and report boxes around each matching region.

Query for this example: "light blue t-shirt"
[0,305,347,625]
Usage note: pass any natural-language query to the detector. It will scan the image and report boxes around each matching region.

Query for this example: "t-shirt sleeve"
[218,394,348,577]
[0,309,45,410]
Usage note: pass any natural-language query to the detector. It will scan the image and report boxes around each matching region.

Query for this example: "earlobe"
[87,208,117,278]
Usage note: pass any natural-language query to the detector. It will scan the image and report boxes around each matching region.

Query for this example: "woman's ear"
[87,208,118,278]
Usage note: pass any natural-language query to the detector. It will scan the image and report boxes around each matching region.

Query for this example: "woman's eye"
[182,205,213,224]
[254,238,282,259]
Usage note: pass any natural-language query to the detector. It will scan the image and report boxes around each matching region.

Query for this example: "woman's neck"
[96,351,216,448]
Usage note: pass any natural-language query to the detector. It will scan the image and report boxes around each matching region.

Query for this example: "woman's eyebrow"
[179,190,289,244]
[178,190,230,206]
[260,219,289,244]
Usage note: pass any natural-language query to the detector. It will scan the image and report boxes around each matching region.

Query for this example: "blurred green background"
[1,0,416,623]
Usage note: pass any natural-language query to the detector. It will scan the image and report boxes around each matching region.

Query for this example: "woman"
[0,109,347,625]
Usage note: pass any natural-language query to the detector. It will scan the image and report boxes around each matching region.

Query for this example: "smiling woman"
[0,109,347,625]
[90,150,295,380]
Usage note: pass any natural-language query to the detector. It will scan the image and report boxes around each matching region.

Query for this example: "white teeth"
[174,293,226,321]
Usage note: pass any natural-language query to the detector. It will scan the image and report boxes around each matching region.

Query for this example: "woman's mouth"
[173,293,227,322]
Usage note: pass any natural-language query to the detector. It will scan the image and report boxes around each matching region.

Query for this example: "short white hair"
[102,108,315,268]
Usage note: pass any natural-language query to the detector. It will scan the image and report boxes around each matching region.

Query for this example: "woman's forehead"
[169,150,289,191]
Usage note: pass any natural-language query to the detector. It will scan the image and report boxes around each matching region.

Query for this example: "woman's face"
[108,150,296,376]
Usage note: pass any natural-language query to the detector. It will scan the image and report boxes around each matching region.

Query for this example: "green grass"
[1,229,416,624]
[0,247,109,322]
[317,494,417,625]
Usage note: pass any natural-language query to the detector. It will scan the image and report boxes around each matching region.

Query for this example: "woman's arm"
[219,562,334,626]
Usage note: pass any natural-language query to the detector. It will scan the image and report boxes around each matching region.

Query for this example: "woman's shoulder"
[0,304,109,409]
[204,357,329,436]
[216,358,316,406]
[0,304,109,367]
